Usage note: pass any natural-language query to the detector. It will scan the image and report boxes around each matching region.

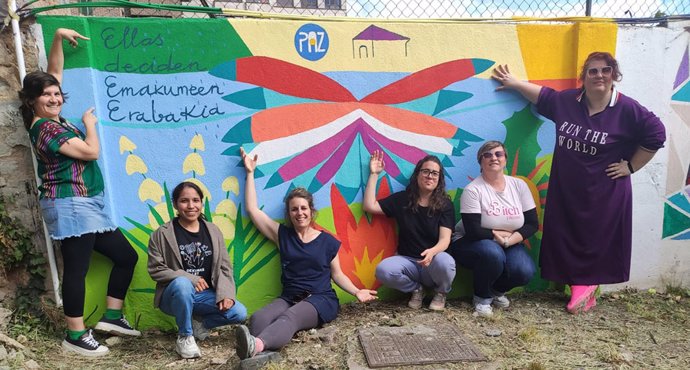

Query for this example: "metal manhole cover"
[358,323,486,368]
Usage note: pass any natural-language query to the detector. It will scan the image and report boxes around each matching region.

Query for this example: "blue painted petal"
[222,117,253,143]
[266,172,285,189]
[472,59,495,74]
[433,90,473,116]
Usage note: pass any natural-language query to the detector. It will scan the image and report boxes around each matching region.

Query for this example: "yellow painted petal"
[125,154,148,175]
[119,136,137,154]
[215,199,237,219]
[189,134,205,151]
[138,178,164,203]
[148,202,171,229]
[182,153,206,175]
[221,176,239,195]
[212,215,236,240]
[184,178,212,201]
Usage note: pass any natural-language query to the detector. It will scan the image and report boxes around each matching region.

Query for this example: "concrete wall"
[2,16,689,329]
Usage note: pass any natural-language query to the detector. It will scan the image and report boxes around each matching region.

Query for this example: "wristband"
[627,161,635,174]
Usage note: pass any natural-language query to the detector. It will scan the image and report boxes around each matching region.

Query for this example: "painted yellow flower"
[138,178,164,203]
[213,215,236,240]
[182,153,205,176]
[189,134,205,151]
[221,176,239,196]
[215,199,237,219]
[148,202,172,229]
[119,136,137,154]
[185,178,212,201]
[125,154,148,175]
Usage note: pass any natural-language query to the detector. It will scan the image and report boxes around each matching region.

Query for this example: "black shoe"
[94,315,141,336]
[62,329,109,357]
[235,325,256,360]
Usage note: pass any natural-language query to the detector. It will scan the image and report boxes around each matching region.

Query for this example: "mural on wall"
[36,16,625,330]
[664,45,690,240]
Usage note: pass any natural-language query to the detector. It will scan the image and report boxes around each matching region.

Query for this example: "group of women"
[21,27,664,360]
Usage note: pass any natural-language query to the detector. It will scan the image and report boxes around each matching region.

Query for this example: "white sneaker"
[474,303,493,318]
[408,288,424,309]
[493,295,510,309]
[176,335,201,359]
[429,292,447,311]
[192,319,210,341]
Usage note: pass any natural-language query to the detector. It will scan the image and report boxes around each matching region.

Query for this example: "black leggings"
[59,230,138,318]
[249,298,319,350]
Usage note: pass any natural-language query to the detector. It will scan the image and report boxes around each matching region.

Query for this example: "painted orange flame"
[330,180,397,290]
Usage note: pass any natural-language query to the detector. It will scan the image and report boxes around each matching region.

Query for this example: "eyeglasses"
[419,168,440,178]
[586,66,613,77]
[481,151,505,159]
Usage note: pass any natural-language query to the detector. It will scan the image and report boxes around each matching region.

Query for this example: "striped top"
[29,118,104,199]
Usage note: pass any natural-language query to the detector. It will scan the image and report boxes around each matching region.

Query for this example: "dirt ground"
[7,289,690,370]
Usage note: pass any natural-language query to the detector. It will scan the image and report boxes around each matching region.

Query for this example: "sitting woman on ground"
[147,181,247,359]
[363,150,456,311]
[19,27,139,357]
[236,148,377,362]
[450,141,537,317]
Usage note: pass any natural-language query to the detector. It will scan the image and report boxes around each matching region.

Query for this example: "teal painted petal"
[223,144,242,156]
[266,171,285,188]
[337,185,360,204]
[472,59,495,74]
[222,117,253,143]
[209,61,238,80]
[669,191,690,213]
[441,156,453,167]
[264,90,322,109]
[223,87,266,109]
[433,90,473,115]
[308,178,323,195]
[453,128,483,142]
[392,93,439,115]
[672,82,690,102]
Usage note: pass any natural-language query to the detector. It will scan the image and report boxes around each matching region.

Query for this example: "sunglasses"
[586,66,613,77]
[481,151,505,159]
[419,168,440,178]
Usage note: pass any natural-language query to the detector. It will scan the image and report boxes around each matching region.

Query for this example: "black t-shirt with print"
[173,218,214,289]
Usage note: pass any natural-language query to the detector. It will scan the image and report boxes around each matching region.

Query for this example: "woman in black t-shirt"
[363,151,456,311]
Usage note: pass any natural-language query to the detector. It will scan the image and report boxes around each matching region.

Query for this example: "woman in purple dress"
[235,147,377,366]
[492,52,665,313]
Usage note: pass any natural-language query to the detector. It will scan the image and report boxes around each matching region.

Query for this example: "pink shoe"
[583,295,597,312]
[566,285,598,314]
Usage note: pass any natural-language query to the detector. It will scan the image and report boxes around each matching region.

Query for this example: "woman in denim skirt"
[19,28,140,357]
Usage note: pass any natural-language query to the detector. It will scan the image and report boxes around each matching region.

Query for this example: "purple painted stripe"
[361,123,428,165]
[277,121,360,180]
[360,131,402,178]
[315,130,358,184]
[353,25,409,41]
[675,46,689,90]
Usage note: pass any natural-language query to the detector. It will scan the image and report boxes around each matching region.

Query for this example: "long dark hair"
[171,181,207,221]
[18,71,66,130]
[405,155,450,215]
[284,187,318,228]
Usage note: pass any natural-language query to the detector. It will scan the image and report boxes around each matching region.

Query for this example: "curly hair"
[405,155,450,215]
[284,187,318,228]
[18,71,66,130]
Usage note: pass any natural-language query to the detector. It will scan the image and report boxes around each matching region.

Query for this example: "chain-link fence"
[10,0,689,20]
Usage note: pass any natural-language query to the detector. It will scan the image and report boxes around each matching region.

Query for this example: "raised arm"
[492,64,542,104]
[330,254,377,303]
[47,28,89,84]
[241,147,280,243]
[363,150,385,215]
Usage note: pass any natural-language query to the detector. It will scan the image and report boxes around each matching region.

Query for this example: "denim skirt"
[39,194,117,240]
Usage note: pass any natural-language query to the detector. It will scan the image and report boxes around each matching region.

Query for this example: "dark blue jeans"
[450,239,535,301]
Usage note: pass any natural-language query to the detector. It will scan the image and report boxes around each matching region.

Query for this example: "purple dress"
[536,87,665,284]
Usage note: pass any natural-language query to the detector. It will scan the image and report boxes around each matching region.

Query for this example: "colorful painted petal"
[361,58,494,104]
[138,178,164,203]
[125,154,148,175]
[212,215,236,240]
[189,134,206,151]
[211,56,356,102]
[221,176,239,195]
[222,87,266,110]
[182,153,206,175]
[119,136,137,154]
[433,90,473,115]
[215,199,238,218]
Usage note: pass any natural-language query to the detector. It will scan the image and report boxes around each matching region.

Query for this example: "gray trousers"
[249,298,318,350]
[375,252,456,294]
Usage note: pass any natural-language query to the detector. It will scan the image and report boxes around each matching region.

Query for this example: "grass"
[2,288,689,369]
